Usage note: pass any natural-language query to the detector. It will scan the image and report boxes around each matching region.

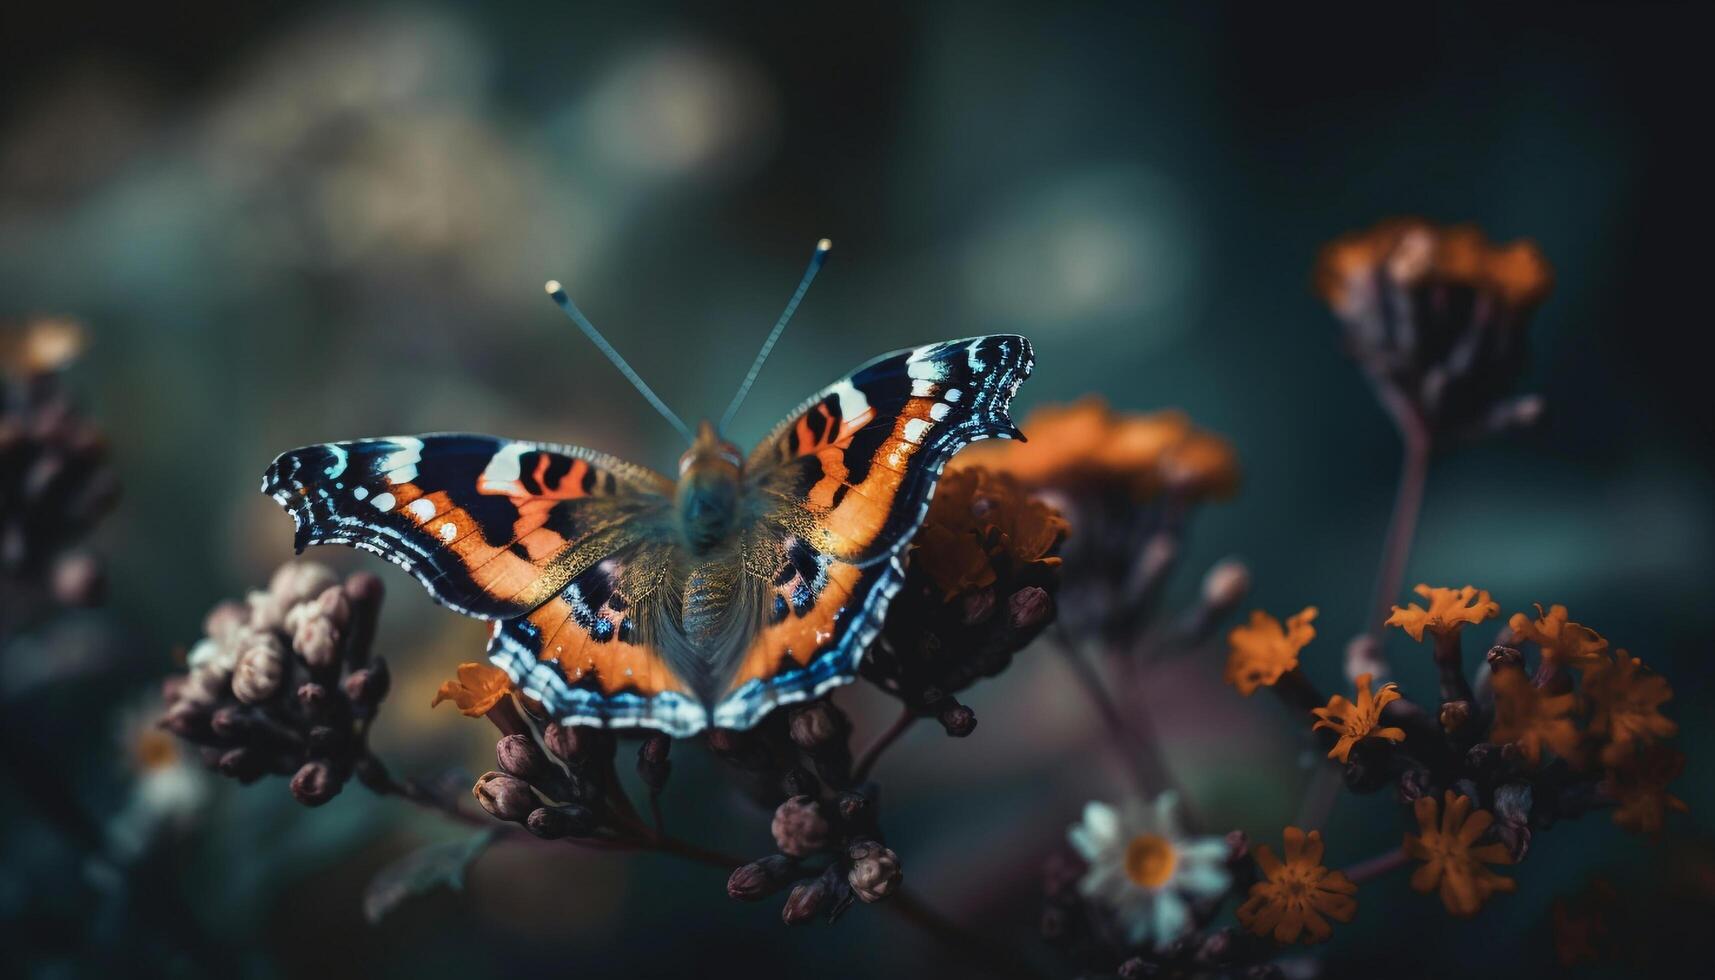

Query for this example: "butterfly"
[262,241,1034,736]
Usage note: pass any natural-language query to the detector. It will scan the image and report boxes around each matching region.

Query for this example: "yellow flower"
[1608,745,1689,836]
[1236,827,1357,944]
[913,467,1067,600]
[1385,584,1499,642]
[431,662,513,717]
[1311,673,1406,763]
[1508,604,1609,671]
[1489,669,1579,766]
[1404,791,1515,917]
[1583,650,1678,768]
[955,397,1239,503]
[1224,607,1317,696]
[1315,219,1552,316]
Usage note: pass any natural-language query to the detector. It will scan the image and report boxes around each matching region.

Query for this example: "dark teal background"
[2,2,1708,977]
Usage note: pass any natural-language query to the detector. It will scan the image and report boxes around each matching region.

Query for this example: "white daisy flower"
[1067,791,1231,949]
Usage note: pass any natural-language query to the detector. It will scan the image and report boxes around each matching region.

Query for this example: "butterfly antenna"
[544,280,696,444]
[719,238,832,433]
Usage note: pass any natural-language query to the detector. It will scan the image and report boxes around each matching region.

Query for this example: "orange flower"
[1608,746,1689,836]
[1508,604,1609,671]
[1236,827,1357,944]
[1405,792,1515,917]
[1315,219,1552,316]
[432,662,513,717]
[0,316,86,376]
[1489,669,1580,766]
[955,397,1239,502]
[1583,650,1677,767]
[913,467,1066,600]
[1311,673,1405,763]
[1224,607,1317,696]
[1385,584,1499,642]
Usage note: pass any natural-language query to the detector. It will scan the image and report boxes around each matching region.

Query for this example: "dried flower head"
[432,662,514,718]
[1310,673,1405,763]
[1315,218,1552,435]
[1225,607,1317,696]
[1489,669,1580,766]
[957,397,1239,503]
[1583,651,1677,767]
[865,467,1063,726]
[1404,791,1516,917]
[1236,827,1357,944]
[158,561,388,806]
[1385,584,1499,641]
[1508,603,1610,672]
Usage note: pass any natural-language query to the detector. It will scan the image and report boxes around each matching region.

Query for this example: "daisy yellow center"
[134,729,178,772]
[1123,832,1177,888]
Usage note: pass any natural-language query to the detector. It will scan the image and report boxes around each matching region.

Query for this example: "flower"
[1582,651,1677,767]
[0,316,86,377]
[912,467,1067,600]
[1385,584,1499,642]
[847,841,903,903]
[1067,793,1231,949]
[1314,218,1552,435]
[1508,603,1609,671]
[957,397,1239,503]
[1310,673,1405,763]
[1236,827,1357,944]
[1403,791,1516,917]
[1489,668,1580,766]
[432,661,514,717]
[1607,746,1688,836]
[1224,606,1317,696]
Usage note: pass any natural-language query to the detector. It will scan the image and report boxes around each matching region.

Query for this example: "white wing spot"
[371,492,396,512]
[945,387,962,403]
[929,401,951,421]
[440,522,457,541]
[352,486,369,500]
[408,498,436,521]
[902,418,932,444]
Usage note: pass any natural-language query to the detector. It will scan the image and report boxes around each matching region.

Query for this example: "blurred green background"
[2,2,1709,977]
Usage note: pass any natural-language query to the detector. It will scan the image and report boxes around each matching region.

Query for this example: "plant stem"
[888,888,1051,980]
[852,706,915,784]
[1053,636,1178,812]
[1367,389,1433,649]
[1340,847,1409,884]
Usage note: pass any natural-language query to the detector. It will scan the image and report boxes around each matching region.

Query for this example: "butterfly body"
[264,335,1034,735]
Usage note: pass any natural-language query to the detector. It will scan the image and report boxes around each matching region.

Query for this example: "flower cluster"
[1226,582,1685,922]
[0,317,117,604]
[158,562,390,806]
[955,398,1239,644]
[1315,218,1552,438]
[864,466,1066,732]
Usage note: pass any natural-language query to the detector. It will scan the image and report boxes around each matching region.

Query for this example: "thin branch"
[1367,387,1433,648]
[1052,633,1180,816]
[1340,847,1409,885]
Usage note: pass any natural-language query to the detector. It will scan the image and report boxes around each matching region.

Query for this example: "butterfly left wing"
[714,335,1034,729]
[263,434,673,618]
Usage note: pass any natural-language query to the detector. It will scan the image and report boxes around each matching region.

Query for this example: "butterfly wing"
[262,434,673,617]
[715,335,1034,729]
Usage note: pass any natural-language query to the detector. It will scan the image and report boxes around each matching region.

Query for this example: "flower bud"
[1199,559,1251,614]
[788,702,839,750]
[271,561,339,609]
[1439,699,1471,733]
[727,854,797,901]
[496,734,549,781]
[290,760,341,806]
[526,804,597,839]
[292,614,342,669]
[1007,585,1052,631]
[232,634,286,704]
[542,722,584,763]
[1486,645,1525,673]
[937,701,977,737]
[473,771,536,822]
[51,551,105,606]
[203,600,248,642]
[342,657,390,709]
[217,746,266,783]
[297,681,330,717]
[781,871,832,925]
[772,796,831,858]
[846,841,901,902]
[960,588,996,626]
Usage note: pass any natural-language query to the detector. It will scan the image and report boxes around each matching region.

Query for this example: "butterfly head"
[676,420,744,554]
